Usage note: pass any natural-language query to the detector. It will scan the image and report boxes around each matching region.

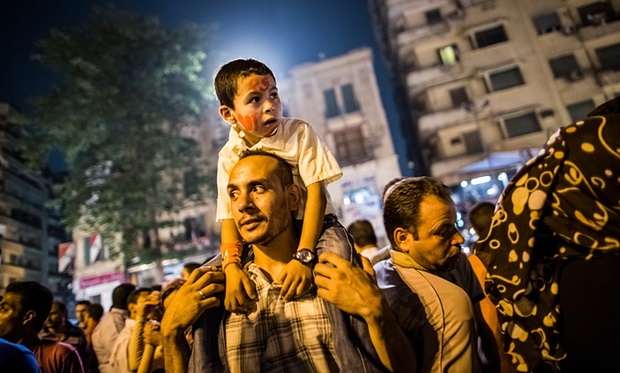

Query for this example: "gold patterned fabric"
[479,115,620,372]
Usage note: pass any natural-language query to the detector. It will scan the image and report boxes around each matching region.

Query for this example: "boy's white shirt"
[216,117,342,221]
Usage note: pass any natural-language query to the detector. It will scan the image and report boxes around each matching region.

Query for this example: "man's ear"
[219,105,237,125]
[22,310,35,327]
[393,227,412,254]
[286,184,302,211]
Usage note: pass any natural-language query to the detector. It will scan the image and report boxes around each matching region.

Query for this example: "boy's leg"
[315,214,362,267]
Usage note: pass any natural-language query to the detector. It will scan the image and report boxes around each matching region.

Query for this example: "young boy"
[214,58,353,313]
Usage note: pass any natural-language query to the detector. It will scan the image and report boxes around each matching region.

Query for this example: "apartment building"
[370,0,620,207]
[0,102,72,300]
[279,48,402,245]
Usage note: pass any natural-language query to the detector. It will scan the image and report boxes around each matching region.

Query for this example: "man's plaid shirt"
[223,263,340,373]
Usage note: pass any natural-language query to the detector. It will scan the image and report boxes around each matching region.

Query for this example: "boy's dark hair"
[87,303,104,322]
[127,288,152,306]
[239,149,294,189]
[5,281,53,332]
[347,220,377,248]
[112,283,137,310]
[214,59,275,108]
[383,177,452,248]
[469,201,495,240]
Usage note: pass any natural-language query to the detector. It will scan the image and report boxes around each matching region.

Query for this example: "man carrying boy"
[214,58,353,312]
[163,150,414,372]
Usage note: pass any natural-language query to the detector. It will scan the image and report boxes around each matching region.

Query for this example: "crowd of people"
[0,58,618,373]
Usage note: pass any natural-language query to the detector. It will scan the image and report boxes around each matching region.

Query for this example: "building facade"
[279,48,402,245]
[0,102,73,301]
[370,0,620,209]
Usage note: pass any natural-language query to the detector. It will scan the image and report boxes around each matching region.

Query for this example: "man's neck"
[252,226,299,280]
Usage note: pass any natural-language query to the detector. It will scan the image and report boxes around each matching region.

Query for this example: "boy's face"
[220,74,282,142]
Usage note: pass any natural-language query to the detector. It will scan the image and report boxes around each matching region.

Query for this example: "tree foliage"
[23,5,216,262]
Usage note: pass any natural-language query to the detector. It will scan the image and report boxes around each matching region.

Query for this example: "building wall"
[371,0,620,190]
[279,48,402,246]
[0,102,71,299]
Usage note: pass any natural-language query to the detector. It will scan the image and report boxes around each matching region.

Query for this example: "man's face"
[227,156,295,246]
[402,195,464,272]
[0,292,26,342]
[45,303,65,329]
[75,304,88,324]
[222,74,282,143]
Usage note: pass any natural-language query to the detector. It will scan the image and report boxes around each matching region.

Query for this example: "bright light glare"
[471,175,491,185]
[461,180,468,188]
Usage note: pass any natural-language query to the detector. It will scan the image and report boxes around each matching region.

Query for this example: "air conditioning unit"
[566,70,584,82]
[562,25,577,35]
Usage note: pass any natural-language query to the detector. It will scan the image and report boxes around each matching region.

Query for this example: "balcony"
[597,69,620,86]
[397,21,450,46]
[418,107,471,134]
[406,63,467,94]
[578,19,620,42]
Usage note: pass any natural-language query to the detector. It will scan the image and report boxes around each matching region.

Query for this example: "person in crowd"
[91,283,135,373]
[214,59,350,314]
[75,300,91,330]
[109,288,152,373]
[162,150,414,372]
[347,219,380,260]
[374,176,484,372]
[181,262,201,280]
[84,303,103,347]
[0,255,40,373]
[41,300,88,358]
[0,337,40,372]
[479,99,620,372]
[41,300,92,370]
[467,201,513,373]
[0,281,83,372]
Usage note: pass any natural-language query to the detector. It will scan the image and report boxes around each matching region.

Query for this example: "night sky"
[1,0,407,172]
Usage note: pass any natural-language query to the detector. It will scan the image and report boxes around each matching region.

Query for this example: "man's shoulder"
[37,339,78,356]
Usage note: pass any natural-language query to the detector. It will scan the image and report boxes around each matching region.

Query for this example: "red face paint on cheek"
[237,113,259,131]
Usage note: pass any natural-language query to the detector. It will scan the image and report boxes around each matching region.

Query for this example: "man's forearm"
[163,329,190,373]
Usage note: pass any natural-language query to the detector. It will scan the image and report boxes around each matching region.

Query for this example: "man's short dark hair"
[183,262,201,275]
[383,177,453,248]
[214,59,275,108]
[111,283,136,310]
[52,300,68,317]
[5,281,53,332]
[127,288,151,306]
[87,303,104,322]
[347,220,377,248]
[469,201,495,240]
[238,149,294,189]
[76,300,91,307]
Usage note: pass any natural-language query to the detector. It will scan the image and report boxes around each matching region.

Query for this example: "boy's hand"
[277,260,313,301]
[224,265,257,314]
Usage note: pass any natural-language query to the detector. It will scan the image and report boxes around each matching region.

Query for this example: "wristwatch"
[292,249,316,265]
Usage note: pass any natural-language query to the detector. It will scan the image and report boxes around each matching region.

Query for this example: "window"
[333,127,368,166]
[474,25,508,48]
[463,131,484,154]
[596,43,620,70]
[489,67,525,91]
[341,84,360,113]
[578,1,616,26]
[323,89,340,118]
[502,112,541,138]
[438,44,460,66]
[449,87,469,108]
[549,55,581,79]
[425,9,442,25]
[184,217,206,241]
[567,100,595,122]
[532,12,562,35]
